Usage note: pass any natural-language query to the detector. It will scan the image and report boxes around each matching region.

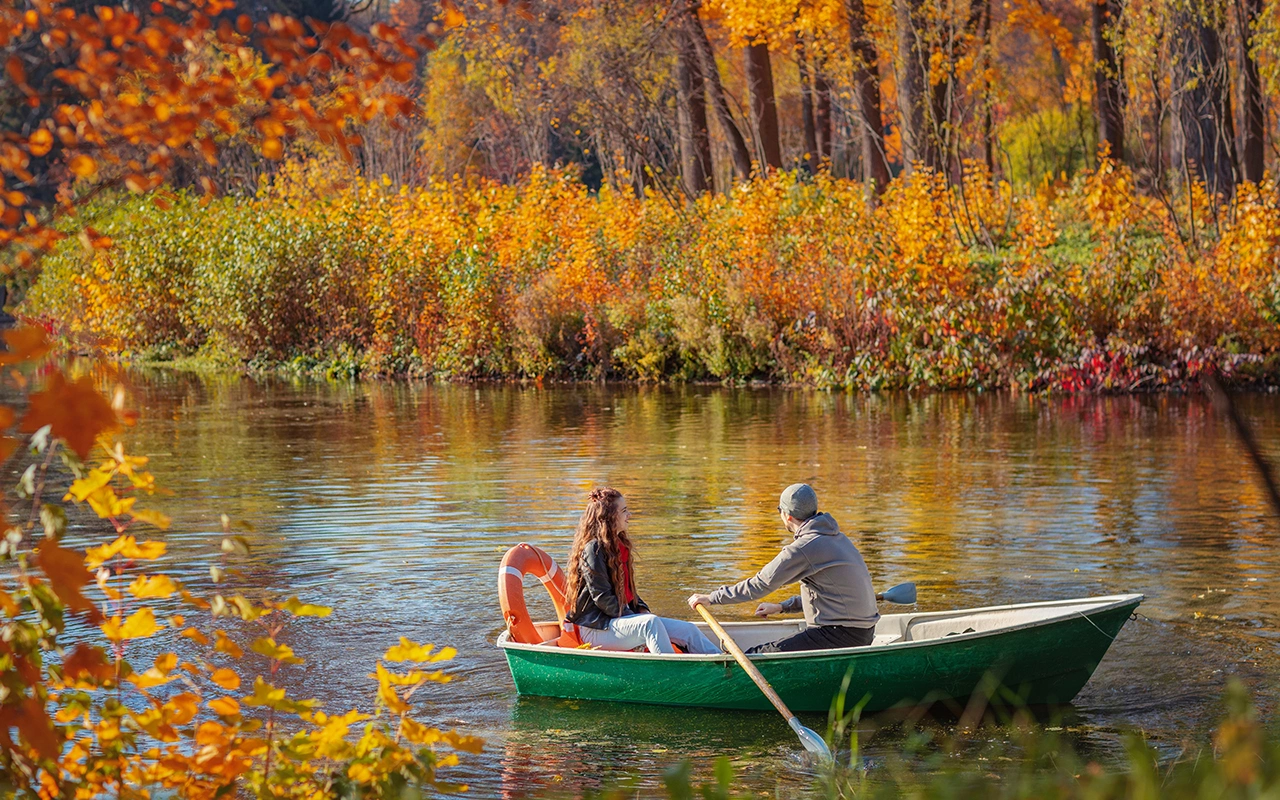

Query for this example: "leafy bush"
[24,162,1280,390]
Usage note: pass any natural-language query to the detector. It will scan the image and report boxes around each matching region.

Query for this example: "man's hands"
[687,594,713,610]
[754,602,783,618]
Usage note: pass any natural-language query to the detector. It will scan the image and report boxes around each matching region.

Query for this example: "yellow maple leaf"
[130,508,172,530]
[208,696,241,717]
[210,667,240,690]
[383,638,456,663]
[127,574,177,599]
[214,631,243,658]
[102,607,160,642]
[85,486,136,520]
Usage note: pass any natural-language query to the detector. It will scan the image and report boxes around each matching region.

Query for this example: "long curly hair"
[564,487,634,615]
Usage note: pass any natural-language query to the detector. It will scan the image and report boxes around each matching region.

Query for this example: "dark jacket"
[564,540,649,630]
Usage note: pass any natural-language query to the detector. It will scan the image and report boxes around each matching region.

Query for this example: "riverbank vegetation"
[659,680,1280,799]
[25,161,1280,390]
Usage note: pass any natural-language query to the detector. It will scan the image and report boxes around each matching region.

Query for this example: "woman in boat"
[562,487,721,655]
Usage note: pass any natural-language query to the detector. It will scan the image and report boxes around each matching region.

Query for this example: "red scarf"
[617,542,636,605]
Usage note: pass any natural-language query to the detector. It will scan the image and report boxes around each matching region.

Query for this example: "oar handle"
[693,602,797,723]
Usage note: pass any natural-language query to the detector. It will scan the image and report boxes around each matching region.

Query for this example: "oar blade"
[881,582,917,605]
[788,717,833,762]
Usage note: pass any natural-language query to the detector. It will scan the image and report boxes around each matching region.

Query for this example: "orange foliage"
[25,163,1280,391]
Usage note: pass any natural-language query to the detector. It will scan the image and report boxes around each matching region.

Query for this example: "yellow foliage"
[85,534,167,567]
[128,574,178,599]
[383,637,456,663]
[102,607,161,641]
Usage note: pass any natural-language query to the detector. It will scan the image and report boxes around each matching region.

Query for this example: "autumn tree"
[1236,0,1264,182]
[1171,0,1237,198]
[1091,0,1125,161]
[844,0,891,192]
[675,14,715,194]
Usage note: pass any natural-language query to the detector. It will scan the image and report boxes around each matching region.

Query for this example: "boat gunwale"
[496,592,1144,662]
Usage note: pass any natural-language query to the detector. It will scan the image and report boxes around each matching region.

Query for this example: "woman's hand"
[687,594,713,610]
[754,602,783,618]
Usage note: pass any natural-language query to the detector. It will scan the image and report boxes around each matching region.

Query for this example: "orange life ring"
[498,543,580,646]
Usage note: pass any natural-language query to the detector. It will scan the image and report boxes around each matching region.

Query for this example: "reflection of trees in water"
[119,371,1280,692]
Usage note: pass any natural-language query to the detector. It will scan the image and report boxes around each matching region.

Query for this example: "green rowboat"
[498,594,1142,713]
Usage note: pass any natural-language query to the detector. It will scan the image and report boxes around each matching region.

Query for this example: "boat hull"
[499,596,1141,713]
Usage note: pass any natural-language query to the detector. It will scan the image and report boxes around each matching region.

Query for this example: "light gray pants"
[577,613,721,655]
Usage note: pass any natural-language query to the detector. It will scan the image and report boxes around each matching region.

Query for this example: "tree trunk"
[1174,0,1238,197]
[797,35,820,172]
[682,3,753,180]
[1091,0,1126,161]
[847,0,892,193]
[814,68,833,161]
[745,41,783,170]
[1237,0,1265,182]
[966,0,995,175]
[676,22,713,196]
[895,0,943,172]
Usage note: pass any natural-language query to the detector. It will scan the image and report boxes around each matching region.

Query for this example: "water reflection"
[66,370,1280,796]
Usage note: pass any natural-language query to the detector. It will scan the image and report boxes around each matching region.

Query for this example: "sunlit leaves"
[2,0,433,269]
[281,596,332,617]
[214,630,244,658]
[242,676,316,714]
[128,653,179,689]
[401,720,484,753]
[101,607,160,641]
[208,696,241,717]
[383,638,455,663]
[250,637,303,665]
[127,574,177,599]
[129,508,172,529]
[210,667,241,690]
[85,535,166,568]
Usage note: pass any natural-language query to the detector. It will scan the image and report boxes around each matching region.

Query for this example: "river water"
[89,371,1280,796]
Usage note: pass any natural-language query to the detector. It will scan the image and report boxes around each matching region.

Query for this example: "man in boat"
[687,483,879,653]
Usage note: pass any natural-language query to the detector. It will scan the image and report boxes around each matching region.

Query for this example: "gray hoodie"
[707,513,879,629]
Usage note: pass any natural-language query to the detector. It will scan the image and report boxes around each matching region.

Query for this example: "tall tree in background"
[847,0,891,191]
[895,0,945,172]
[968,0,995,175]
[682,2,754,180]
[676,21,714,195]
[1236,0,1265,183]
[797,34,820,170]
[745,40,783,169]
[1172,0,1237,197]
[1091,0,1125,161]
[813,67,833,160]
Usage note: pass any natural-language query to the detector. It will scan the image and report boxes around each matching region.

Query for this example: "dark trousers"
[745,624,876,654]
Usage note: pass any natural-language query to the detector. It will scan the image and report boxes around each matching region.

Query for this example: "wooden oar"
[691,601,833,762]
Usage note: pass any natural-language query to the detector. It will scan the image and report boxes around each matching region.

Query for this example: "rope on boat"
[1077,611,1118,641]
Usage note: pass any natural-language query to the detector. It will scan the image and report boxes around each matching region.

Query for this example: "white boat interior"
[506,594,1142,655]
